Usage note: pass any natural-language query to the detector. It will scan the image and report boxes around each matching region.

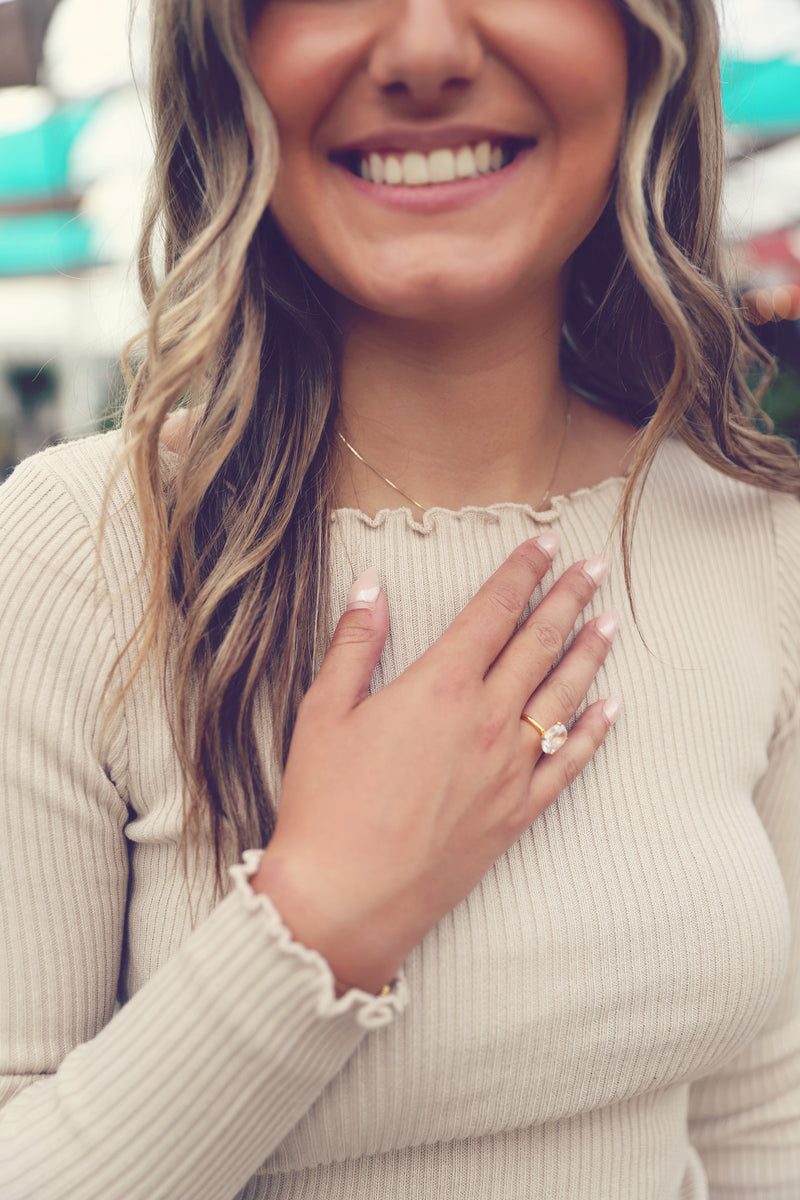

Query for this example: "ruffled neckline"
[159,439,632,534]
[331,470,629,534]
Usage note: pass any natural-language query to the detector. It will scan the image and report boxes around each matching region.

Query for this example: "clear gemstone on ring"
[541,723,568,755]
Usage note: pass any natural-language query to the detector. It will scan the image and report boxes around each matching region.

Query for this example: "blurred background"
[0,0,798,475]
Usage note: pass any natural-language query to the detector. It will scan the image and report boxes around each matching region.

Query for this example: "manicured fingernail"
[534,530,560,560]
[346,566,381,611]
[583,553,610,586]
[595,609,619,643]
[603,695,622,725]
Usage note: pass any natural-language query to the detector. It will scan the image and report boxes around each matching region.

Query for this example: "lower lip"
[336,146,533,214]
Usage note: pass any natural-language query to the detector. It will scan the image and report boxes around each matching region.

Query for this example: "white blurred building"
[0,0,150,464]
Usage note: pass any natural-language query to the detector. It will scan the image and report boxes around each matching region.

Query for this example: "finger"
[489,554,610,706]
[527,696,621,816]
[519,609,619,747]
[435,532,561,676]
[310,568,390,711]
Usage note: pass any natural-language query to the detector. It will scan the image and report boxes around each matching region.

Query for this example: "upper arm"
[687,490,800,1197]
[0,455,130,1105]
[0,449,407,1200]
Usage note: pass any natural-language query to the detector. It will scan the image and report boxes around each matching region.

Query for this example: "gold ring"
[521,713,568,755]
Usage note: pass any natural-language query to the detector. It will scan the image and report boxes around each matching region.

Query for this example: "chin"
[348,264,529,325]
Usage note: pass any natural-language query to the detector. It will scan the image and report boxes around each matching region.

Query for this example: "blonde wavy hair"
[116,0,800,880]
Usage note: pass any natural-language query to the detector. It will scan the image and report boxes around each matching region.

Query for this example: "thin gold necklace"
[337,397,572,516]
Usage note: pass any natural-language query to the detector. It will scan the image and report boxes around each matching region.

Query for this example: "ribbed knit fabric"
[0,429,798,1200]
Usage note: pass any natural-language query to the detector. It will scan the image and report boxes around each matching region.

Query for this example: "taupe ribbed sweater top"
[0,430,798,1200]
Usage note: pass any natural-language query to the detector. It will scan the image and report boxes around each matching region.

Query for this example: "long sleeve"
[3,431,797,1200]
[0,450,406,1200]
[687,489,800,1197]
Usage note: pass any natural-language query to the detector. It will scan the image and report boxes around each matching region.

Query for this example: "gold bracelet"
[333,975,394,998]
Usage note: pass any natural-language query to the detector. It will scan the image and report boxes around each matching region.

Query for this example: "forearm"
[0,859,405,1200]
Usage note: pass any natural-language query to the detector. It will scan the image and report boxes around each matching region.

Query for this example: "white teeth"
[384,154,403,186]
[475,140,491,174]
[403,151,429,186]
[357,140,509,186]
[429,148,457,183]
[455,145,476,179]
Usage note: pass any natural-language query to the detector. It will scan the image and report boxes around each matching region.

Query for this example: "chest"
[121,502,791,1167]
[257,525,787,1167]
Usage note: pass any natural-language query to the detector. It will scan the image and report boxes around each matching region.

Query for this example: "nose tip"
[380,71,475,108]
[369,4,484,105]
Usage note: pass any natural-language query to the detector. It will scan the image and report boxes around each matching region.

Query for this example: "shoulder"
[646,435,800,540]
[2,429,129,528]
[652,432,800,525]
[0,429,149,600]
[642,435,800,578]
[646,436,800,708]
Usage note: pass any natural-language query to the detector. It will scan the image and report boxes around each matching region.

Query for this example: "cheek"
[493,0,628,147]
[248,7,370,150]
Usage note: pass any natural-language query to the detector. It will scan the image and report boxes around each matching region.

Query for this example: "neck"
[335,303,573,514]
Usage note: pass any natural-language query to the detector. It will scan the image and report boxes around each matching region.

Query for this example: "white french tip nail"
[583,553,610,587]
[535,530,560,560]
[603,695,622,725]
[595,609,620,643]
[346,566,381,611]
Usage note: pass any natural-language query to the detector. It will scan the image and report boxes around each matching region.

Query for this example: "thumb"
[315,568,389,709]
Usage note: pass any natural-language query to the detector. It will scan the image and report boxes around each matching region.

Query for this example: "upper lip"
[329,124,537,157]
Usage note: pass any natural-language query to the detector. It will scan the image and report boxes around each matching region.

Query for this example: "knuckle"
[488,581,526,619]
[515,540,549,577]
[332,612,376,648]
[531,619,563,656]
[572,636,605,676]
[551,677,579,715]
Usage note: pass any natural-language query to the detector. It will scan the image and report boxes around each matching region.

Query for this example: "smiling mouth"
[332,138,535,187]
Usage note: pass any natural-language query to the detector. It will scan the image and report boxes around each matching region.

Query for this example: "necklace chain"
[336,430,430,513]
[337,398,572,517]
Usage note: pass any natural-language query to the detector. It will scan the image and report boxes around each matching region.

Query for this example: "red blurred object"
[746,229,800,272]
[738,226,800,324]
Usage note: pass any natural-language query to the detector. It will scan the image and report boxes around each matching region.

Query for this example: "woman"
[1,0,799,1197]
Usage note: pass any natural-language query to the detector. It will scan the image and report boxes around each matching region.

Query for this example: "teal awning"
[0,210,94,276]
[0,97,99,200]
[722,56,800,135]
[0,97,102,273]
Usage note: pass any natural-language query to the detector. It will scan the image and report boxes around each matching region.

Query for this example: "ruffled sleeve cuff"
[229,849,409,1031]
